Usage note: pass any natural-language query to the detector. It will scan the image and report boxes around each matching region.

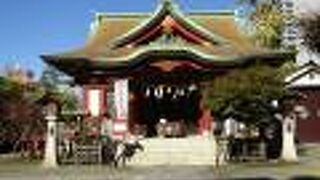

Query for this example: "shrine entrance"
[129,68,207,138]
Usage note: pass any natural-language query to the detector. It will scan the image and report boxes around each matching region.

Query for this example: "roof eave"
[41,48,290,79]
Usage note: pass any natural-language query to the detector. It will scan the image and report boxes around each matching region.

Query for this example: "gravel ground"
[0,144,320,180]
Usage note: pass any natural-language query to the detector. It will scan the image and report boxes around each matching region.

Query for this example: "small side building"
[286,61,320,143]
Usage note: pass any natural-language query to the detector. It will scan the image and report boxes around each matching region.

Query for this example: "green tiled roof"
[41,0,291,77]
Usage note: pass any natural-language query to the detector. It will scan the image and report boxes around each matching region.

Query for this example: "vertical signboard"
[113,79,129,139]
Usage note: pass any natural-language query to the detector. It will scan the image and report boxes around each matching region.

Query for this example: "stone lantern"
[281,105,309,163]
[281,113,298,162]
[39,94,60,168]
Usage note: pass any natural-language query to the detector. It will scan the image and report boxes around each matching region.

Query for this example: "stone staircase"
[128,136,216,166]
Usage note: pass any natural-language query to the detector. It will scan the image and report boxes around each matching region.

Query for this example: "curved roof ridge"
[94,10,234,18]
[111,0,229,48]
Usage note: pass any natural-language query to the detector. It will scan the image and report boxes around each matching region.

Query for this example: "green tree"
[238,0,284,49]
[0,76,44,154]
[203,63,293,127]
[40,65,63,91]
[300,13,320,54]
[251,3,284,49]
[238,0,280,6]
[0,64,78,155]
[40,65,78,112]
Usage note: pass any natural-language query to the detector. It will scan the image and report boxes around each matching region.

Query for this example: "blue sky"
[0,0,237,77]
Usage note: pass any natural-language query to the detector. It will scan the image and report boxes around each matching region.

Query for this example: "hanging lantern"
[166,86,172,94]
[154,87,159,98]
[145,87,150,97]
[189,84,197,92]
[172,94,177,99]
[175,88,180,97]
[155,86,164,99]
[179,88,185,96]
[159,86,164,98]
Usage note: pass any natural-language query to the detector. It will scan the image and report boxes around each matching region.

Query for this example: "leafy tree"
[238,0,280,6]
[237,0,284,49]
[40,65,79,112]
[300,13,320,54]
[251,3,283,49]
[0,65,78,155]
[238,0,259,6]
[203,63,293,127]
[0,76,45,154]
[40,65,63,91]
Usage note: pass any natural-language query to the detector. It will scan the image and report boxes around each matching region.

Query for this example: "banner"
[113,79,129,139]
[114,79,129,120]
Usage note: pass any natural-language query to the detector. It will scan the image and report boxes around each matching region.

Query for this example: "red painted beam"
[129,24,163,46]
[123,15,210,47]
[172,19,207,44]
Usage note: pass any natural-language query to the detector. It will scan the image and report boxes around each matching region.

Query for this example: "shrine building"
[41,0,290,139]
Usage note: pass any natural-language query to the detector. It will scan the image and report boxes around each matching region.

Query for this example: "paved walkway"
[0,165,215,180]
[1,162,320,180]
[1,144,320,180]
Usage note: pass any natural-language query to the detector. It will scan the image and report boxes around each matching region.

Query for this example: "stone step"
[128,136,216,166]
